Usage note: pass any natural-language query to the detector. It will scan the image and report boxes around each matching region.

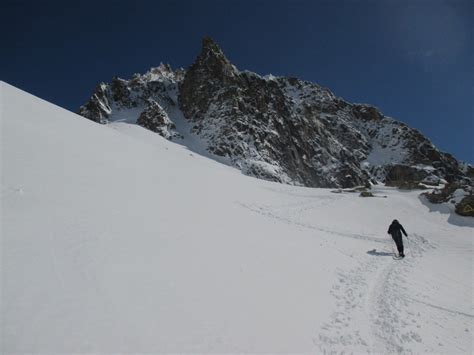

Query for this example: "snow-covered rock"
[422,182,474,216]
[136,99,180,139]
[78,37,472,188]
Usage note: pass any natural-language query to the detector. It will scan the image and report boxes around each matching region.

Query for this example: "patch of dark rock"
[422,182,464,204]
[456,195,474,217]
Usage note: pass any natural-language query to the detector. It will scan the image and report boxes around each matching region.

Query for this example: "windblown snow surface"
[1,81,473,353]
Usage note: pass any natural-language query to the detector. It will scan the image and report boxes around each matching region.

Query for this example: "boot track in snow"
[239,197,440,353]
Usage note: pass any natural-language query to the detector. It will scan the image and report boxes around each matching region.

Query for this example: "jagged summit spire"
[194,36,233,70]
[179,37,240,118]
[201,36,223,54]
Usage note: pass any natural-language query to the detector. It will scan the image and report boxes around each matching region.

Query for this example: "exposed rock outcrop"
[136,99,179,139]
[422,182,473,216]
[78,37,472,189]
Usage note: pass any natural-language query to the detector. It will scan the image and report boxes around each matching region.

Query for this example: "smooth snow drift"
[1,81,473,353]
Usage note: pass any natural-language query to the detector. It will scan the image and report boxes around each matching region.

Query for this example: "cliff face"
[78,37,470,188]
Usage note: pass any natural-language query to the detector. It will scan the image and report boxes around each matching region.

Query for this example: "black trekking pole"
[405,234,410,257]
[388,233,397,257]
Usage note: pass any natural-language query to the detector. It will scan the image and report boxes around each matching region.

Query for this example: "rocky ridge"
[78,37,471,189]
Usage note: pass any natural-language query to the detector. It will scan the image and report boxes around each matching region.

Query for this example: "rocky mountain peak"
[189,36,238,85]
[79,37,472,189]
[201,36,224,55]
[179,37,240,122]
[199,36,235,72]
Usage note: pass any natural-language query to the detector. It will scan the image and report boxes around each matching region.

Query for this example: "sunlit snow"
[1,81,472,353]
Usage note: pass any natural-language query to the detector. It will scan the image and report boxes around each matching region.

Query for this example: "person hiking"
[387,219,408,258]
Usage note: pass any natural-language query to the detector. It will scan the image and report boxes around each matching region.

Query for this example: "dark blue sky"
[2,0,472,163]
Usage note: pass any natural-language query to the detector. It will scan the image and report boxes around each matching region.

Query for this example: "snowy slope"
[1,81,473,353]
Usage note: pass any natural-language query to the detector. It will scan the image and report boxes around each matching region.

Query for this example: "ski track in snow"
[237,193,471,354]
[236,201,387,246]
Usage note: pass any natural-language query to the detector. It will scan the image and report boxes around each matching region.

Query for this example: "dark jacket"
[387,220,407,238]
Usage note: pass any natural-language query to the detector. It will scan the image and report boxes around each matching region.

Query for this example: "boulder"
[455,195,474,217]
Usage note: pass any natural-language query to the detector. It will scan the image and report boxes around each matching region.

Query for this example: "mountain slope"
[79,37,470,188]
[2,81,473,353]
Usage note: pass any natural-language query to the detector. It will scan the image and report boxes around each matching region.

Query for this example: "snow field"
[1,81,473,353]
